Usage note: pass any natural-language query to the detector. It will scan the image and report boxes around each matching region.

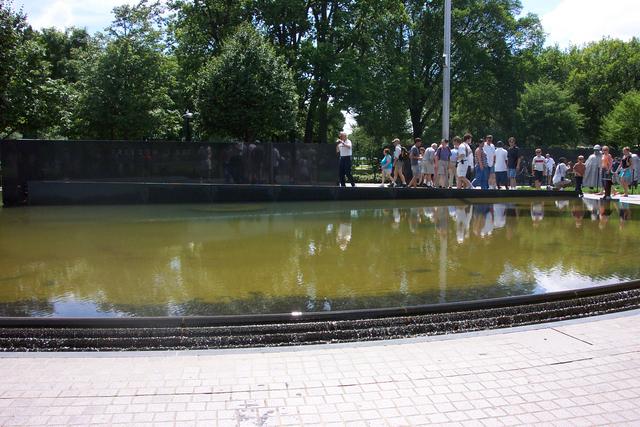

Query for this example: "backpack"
[400,147,409,161]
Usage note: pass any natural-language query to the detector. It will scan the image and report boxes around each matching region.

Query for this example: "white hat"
[593,145,601,150]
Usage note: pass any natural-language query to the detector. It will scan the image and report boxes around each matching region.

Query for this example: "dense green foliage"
[601,91,640,148]
[1,0,640,146]
[516,80,585,147]
[196,24,298,141]
[73,4,179,140]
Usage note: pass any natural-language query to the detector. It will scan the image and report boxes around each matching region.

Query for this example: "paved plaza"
[359,183,640,207]
[1,311,639,426]
[583,193,640,206]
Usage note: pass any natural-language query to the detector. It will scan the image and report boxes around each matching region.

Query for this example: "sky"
[13,0,640,48]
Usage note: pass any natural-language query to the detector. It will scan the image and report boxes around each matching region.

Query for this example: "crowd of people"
[333,133,640,199]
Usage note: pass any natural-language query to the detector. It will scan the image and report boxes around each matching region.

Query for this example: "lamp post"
[442,0,452,142]
[183,110,194,142]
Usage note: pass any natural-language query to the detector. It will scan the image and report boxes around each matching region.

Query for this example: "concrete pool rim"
[1,280,638,351]
[0,279,638,329]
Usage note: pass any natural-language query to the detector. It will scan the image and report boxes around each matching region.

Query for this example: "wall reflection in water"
[0,199,637,317]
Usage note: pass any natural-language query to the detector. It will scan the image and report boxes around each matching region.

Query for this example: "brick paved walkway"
[1,311,639,426]
[583,193,640,206]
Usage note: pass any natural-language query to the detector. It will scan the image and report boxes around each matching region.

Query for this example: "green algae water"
[0,198,638,317]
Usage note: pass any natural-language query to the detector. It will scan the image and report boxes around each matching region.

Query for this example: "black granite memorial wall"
[0,140,341,206]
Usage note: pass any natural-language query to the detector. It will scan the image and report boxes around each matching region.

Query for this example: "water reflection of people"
[531,202,544,226]
[272,146,281,183]
[407,208,421,234]
[336,222,352,251]
[455,205,473,243]
[222,145,234,183]
[571,200,586,228]
[493,203,507,229]
[472,204,493,237]
[618,201,632,229]
[248,143,265,184]
[198,145,212,182]
[599,199,612,229]
[434,206,449,235]
[392,208,401,230]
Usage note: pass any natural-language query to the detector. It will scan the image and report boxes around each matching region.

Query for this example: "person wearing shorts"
[494,141,509,189]
[392,138,406,187]
[601,146,614,199]
[454,136,472,189]
[448,143,458,188]
[435,139,451,188]
[506,137,519,189]
[408,138,423,188]
[423,143,436,187]
[618,146,634,197]
[380,148,393,186]
[531,148,546,189]
[545,154,555,188]
[418,146,428,186]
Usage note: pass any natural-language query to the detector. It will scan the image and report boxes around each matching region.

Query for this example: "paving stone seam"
[0,349,632,402]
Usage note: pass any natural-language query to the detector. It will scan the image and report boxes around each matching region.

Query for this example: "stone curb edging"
[1,281,639,352]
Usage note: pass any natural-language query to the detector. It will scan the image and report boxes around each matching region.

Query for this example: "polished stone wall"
[1,140,341,206]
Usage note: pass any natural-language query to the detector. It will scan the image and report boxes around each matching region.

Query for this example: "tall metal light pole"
[442,0,452,142]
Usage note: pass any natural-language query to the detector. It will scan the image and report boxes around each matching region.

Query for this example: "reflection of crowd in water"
[575,198,634,230]
[331,198,633,252]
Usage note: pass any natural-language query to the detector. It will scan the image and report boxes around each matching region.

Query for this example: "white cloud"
[30,1,74,30]
[542,0,640,47]
[25,0,140,32]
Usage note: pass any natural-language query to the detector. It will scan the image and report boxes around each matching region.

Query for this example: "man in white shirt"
[483,135,496,189]
[494,141,509,189]
[337,132,355,187]
[552,157,571,190]
[392,138,406,187]
[454,136,472,189]
[531,148,546,189]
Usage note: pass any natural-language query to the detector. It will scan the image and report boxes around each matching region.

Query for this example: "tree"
[517,80,585,147]
[402,0,544,140]
[168,0,254,115]
[254,0,409,144]
[74,2,179,140]
[196,24,298,142]
[347,1,411,143]
[37,27,92,82]
[0,0,29,137]
[0,1,74,139]
[566,38,640,144]
[601,91,640,149]
[350,126,385,181]
[3,38,73,138]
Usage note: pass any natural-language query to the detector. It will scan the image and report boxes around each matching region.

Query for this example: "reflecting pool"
[0,198,638,317]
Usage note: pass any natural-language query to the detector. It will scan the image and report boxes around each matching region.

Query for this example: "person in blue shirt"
[380,148,394,187]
